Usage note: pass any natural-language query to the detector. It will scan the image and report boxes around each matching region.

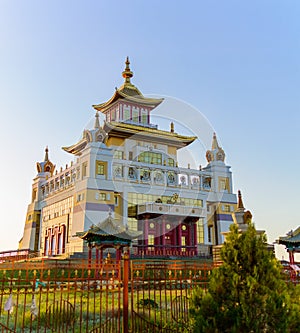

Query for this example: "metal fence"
[0,257,213,333]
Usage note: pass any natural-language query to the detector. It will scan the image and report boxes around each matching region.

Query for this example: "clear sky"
[0,0,299,259]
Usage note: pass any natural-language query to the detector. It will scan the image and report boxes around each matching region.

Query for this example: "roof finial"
[94,111,100,129]
[122,56,133,84]
[212,132,219,150]
[238,190,245,209]
[44,146,49,161]
[170,122,174,133]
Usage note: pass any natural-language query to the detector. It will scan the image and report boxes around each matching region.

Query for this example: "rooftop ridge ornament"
[94,111,100,129]
[206,132,225,163]
[36,146,55,176]
[211,132,219,150]
[237,190,245,210]
[122,56,133,84]
[44,146,49,162]
[92,57,163,113]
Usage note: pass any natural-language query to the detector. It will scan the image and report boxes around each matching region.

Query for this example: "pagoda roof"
[104,121,196,148]
[62,138,87,156]
[76,211,141,243]
[278,226,300,247]
[92,57,163,113]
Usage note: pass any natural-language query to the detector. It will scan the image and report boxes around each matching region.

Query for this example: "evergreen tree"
[190,222,300,332]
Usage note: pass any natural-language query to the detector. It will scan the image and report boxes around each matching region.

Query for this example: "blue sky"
[0,1,299,259]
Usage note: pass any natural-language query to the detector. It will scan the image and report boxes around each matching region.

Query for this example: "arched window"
[58,225,66,254]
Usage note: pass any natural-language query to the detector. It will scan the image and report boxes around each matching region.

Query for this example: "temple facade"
[19,58,237,258]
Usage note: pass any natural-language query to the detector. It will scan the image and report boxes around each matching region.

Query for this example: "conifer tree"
[190,222,300,332]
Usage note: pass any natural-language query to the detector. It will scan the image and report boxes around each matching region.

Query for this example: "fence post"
[123,250,129,333]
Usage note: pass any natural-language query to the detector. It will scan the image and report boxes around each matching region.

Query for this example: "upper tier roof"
[92,57,163,113]
[62,119,196,156]
[104,121,196,148]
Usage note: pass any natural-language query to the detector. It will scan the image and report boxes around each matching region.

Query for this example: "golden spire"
[44,146,49,161]
[212,132,219,150]
[237,190,245,210]
[94,111,100,129]
[122,56,133,84]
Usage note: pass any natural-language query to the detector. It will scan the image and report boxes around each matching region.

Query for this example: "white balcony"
[137,202,205,218]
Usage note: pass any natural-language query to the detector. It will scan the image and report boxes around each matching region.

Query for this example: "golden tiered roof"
[62,120,196,155]
[62,59,196,155]
[92,57,163,113]
[104,121,196,148]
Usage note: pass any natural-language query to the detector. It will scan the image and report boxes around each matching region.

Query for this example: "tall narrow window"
[111,109,116,121]
[181,236,186,252]
[96,161,105,175]
[82,162,88,177]
[208,227,212,243]
[132,109,139,123]
[141,109,148,124]
[123,108,130,121]
[197,219,204,243]
[148,234,154,247]
[168,158,175,167]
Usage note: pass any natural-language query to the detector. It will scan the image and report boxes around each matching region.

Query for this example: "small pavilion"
[76,210,141,263]
[277,226,300,266]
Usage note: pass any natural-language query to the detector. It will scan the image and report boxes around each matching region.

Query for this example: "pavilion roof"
[76,211,141,242]
[92,57,163,113]
[92,85,163,113]
[278,226,300,246]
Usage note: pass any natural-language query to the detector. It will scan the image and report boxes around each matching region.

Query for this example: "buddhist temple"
[19,58,238,259]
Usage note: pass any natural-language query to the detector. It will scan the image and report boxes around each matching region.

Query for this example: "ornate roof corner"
[62,138,87,156]
[83,130,93,143]
[62,120,108,156]
[277,226,300,246]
